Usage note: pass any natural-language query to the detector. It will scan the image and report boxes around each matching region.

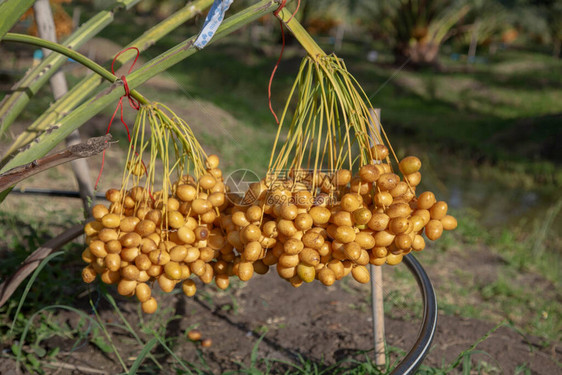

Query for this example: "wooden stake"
[33,0,95,216]
[369,108,386,367]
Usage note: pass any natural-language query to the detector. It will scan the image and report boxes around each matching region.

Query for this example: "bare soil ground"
[0,259,560,374]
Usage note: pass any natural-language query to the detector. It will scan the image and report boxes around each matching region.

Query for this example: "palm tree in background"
[361,0,471,66]
[130,0,561,59]
[512,0,562,57]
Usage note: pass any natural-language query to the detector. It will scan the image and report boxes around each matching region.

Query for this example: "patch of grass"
[224,322,512,374]
[378,204,561,343]
[477,273,561,344]
[0,205,88,372]
[347,50,562,161]
[0,209,83,306]
[3,293,101,374]
[493,199,562,286]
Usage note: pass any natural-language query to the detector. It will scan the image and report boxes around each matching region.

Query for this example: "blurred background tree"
[359,0,471,66]
[236,0,562,64]
[509,0,562,57]
[99,0,561,62]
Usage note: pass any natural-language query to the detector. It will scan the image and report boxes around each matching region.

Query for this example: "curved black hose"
[10,188,106,199]
[390,253,438,375]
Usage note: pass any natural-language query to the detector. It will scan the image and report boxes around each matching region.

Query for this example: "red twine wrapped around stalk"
[268,0,301,125]
[95,47,142,190]
[273,0,287,17]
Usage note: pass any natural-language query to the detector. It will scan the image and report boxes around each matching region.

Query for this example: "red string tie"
[95,47,142,190]
[273,0,286,17]
[119,74,140,110]
[268,0,301,125]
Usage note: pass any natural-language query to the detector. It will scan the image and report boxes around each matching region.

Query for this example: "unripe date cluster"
[219,145,456,288]
[82,148,457,313]
[82,155,233,314]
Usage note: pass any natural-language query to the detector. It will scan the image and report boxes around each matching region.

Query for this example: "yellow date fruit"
[351,265,370,284]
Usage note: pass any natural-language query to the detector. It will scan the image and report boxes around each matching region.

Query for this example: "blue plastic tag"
[194,0,234,49]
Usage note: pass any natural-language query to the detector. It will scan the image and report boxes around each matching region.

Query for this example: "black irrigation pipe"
[10,188,107,200]
[390,253,438,375]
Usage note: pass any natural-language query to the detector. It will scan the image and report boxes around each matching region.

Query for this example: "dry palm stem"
[0,135,111,191]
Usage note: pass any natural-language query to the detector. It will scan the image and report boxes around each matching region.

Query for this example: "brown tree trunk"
[394,42,441,67]
[554,38,561,58]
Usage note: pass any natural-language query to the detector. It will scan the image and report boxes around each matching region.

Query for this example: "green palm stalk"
[0,0,281,178]
[0,0,141,137]
[268,6,398,186]
[0,0,35,39]
[2,0,214,159]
